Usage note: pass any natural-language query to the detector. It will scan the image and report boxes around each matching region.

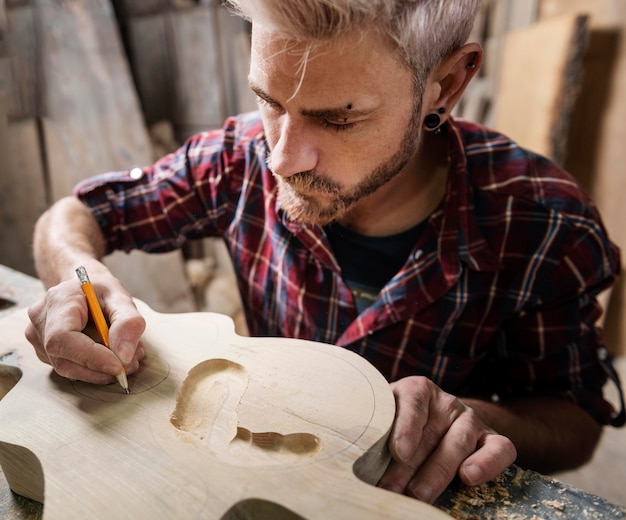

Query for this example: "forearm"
[33,196,109,287]
[462,395,602,473]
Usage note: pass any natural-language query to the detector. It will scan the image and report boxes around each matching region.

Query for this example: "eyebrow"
[249,82,375,120]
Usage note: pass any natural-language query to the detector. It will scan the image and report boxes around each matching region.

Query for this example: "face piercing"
[467,52,478,69]
[424,113,441,129]
[424,108,446,133]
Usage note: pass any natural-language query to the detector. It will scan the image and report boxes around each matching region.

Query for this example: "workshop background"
[0,0,624,507]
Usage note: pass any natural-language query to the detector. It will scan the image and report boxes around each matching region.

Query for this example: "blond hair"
[224,0,481,90]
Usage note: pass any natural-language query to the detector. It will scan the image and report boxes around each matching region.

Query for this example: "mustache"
[269,163,341,195]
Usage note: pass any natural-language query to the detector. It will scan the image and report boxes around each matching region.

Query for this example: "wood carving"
[0,301,452,519]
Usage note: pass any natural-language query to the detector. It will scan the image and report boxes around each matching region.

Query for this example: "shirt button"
[130,167,143,180]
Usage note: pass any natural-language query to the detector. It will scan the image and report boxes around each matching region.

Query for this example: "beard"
[270,108,422,227]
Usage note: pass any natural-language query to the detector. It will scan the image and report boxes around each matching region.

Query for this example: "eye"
[255,95,284,114]
[322,120,357,132]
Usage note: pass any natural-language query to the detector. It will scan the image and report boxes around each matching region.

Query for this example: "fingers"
[25,276,146,384]
[105,297,146,365]
[26,282,87,366]
[458,432,517,486]
[49,334,127,384]
[402,416,513,502]
[380,376,465,500]
[378,376,516,503]
[390,377,462,464]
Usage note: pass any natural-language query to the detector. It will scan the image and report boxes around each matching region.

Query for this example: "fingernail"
[103,363,122,376]
[411,482,433,503]
[464,464,482,485]
[117,341,135,365]
[394,437,414,462]
[380,482,403,494]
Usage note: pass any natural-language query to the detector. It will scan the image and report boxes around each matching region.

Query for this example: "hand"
[25,274,146,384]
[378,376,517,503]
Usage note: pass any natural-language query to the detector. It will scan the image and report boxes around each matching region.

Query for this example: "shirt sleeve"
[494,212,624,426]
[73,114,262,254]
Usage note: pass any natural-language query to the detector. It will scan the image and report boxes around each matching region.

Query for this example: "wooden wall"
[0,0,255,312]
[536,0,626,355]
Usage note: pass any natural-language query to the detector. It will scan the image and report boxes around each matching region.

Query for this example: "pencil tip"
[124,388,130,395]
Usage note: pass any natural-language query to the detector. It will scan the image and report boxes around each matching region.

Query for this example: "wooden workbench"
[0,264,624,519]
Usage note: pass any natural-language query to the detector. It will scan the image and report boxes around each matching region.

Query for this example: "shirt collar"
[441,118,502,274]
[271,118,502,274]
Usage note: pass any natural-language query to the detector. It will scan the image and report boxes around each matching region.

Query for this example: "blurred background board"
[113,0,255,142]
[536,0,626,362]
[492,13,589,165]
[0,0,194,312]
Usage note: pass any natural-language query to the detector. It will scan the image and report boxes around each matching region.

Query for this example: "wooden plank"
[493,13,589,164]
[124,13,174,125]
[0,120,46,276]
[36,1,153,199]
[111,0,173,17]
[537,0,626,356]
[0,3,45,276]
[0,9,7,279]
[122,5,226,141]
[168,4,227,139]
[113,0,199,17]
[3,5,36,119]
[0,303,452,519]
[1,269,625,517]
[22,0,194,312]
[215,6,257,116]
[539,0,616,19]
[122,4,254,141]
[456,1,540,126]
[505,0,540,31]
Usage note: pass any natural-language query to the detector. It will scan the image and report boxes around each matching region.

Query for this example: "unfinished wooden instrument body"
[0,301,451,518]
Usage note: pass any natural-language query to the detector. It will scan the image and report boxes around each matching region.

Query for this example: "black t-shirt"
[325,219,427,313]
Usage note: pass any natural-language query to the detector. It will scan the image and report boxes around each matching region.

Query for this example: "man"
[26,0,624,505]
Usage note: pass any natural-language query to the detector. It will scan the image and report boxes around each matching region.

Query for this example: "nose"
[269,119,318,178]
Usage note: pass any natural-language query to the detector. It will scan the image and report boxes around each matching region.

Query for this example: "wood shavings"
[542,499,566,511]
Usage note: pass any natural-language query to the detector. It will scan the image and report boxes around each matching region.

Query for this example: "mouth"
[278,174,340,197]
[283,183,337,202]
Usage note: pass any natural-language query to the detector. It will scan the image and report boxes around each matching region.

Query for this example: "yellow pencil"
[75,266,130,394]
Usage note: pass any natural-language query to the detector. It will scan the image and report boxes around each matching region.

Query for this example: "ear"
[424,43,483,116]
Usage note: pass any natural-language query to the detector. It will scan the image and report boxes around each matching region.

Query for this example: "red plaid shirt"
[75,112,624,426]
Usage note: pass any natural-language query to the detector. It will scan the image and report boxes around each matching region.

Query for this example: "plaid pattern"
[75,112,624,426]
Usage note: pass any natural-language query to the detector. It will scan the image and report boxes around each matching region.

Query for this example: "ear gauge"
[424,107,446,133]
[467,51,478,69]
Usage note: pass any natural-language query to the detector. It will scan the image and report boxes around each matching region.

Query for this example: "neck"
[337,131,449,236]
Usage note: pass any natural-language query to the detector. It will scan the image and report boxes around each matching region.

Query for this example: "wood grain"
[493,13,589,164]
[0,301,452,519]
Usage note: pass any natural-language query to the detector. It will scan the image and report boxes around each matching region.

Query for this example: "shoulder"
[451,118,597,219]
[451,119,619,286]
